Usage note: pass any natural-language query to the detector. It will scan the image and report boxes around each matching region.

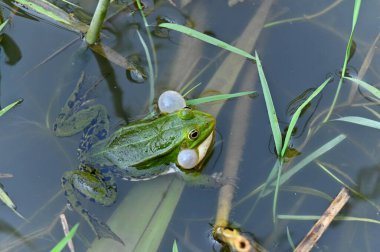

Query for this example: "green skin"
[54,75,215,243]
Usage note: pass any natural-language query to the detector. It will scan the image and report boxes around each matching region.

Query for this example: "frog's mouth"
[196,131,214,165]
[177,131,214,170]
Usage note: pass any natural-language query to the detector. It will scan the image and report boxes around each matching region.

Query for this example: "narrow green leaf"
[255,51,282,156]
[0,184,26,220]
[273,158,283,222]
[51,223,79,252]
[182,82,202,97]
[0,19,9,33]
[159,23,256,61]
[237,134,347,208]
[15,0,74,24]
[60,0,82,8]
[278,215,380,225]
[0,99,23,117]
[281,78,331,157]
[334,116,380,130]
[324,0,361,121]
[172,240,179,252]
[136,30,154,111]
[186,91,255,106]
[272,134,346,192]
[14,0,88,33]
[286,227,296,250]
[344,77,380,100]
[317,162,380,211]
[281,186,334,201]
[352,0,362,28]
[136,0,157,79]
[363,105,380,119]
[243,159,282,223]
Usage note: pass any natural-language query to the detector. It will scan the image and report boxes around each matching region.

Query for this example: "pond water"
[0,0,379,251]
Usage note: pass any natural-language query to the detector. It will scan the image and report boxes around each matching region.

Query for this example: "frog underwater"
[54,74,216,243]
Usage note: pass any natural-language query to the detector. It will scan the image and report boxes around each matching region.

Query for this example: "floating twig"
[294,187,350,252]
[59,214,75,252]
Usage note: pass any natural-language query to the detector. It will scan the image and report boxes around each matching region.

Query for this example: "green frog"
[54,74,216,243]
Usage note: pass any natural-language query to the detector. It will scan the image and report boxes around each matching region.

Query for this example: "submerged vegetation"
[0,0,379,251]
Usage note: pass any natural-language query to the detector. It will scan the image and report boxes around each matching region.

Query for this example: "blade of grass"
[243,159,282,223]
[286,227,296,251]
[0,184,26,220]
[181,82,202,97]
[255,51,282,156]
[272,134,346,193]
[281,186,334,202]
[159,23,256,61]
[281,78,331,157]
[137,30,154,111]
[345,77,380,100]
[0,19,9,33]
[136,0,157,79]
[363,105,380,120]
[14,0,88,33]
[0,99,23,117]
[186,91,255,106]
[317,162,380,211]
[51,223,79,252]
[240,134,346,205]
[237,135,347,207]
[172,240,179,252]
[264,0,343,28]
[273,159,284,222]
[278,215,380,225]
[60,0,82,9]
[333,116,380,130]
[324,0,361,121]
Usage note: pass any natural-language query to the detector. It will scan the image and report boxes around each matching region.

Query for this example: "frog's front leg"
[61,165,124,244]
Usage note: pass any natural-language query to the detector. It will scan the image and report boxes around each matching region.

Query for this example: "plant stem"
[85,0,110,45]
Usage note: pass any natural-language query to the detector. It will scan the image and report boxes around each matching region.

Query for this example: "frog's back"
[85,114,187,169]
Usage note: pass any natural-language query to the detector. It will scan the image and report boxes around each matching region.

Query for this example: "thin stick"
[60,213,75,252]
[294,187,350,252]
[214,0,274,229]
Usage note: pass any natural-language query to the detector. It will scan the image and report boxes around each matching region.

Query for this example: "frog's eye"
[179,108,194,120]
[188,129,199,140]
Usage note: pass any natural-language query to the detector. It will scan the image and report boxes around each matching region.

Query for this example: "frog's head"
[175,107,215,170]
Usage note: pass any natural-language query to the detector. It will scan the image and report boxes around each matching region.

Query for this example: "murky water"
[0,0,379,251]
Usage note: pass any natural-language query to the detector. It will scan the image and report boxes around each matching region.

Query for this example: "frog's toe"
[211,172,238,188]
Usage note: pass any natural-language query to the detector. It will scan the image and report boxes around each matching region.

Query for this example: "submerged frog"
[54,74,216,243]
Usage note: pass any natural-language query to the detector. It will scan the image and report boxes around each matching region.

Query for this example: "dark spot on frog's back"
[96,129,107,140]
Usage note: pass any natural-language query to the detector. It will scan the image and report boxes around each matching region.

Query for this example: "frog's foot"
[62,169,123,244]
[173,165,235,188]
[210,172,238,188]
